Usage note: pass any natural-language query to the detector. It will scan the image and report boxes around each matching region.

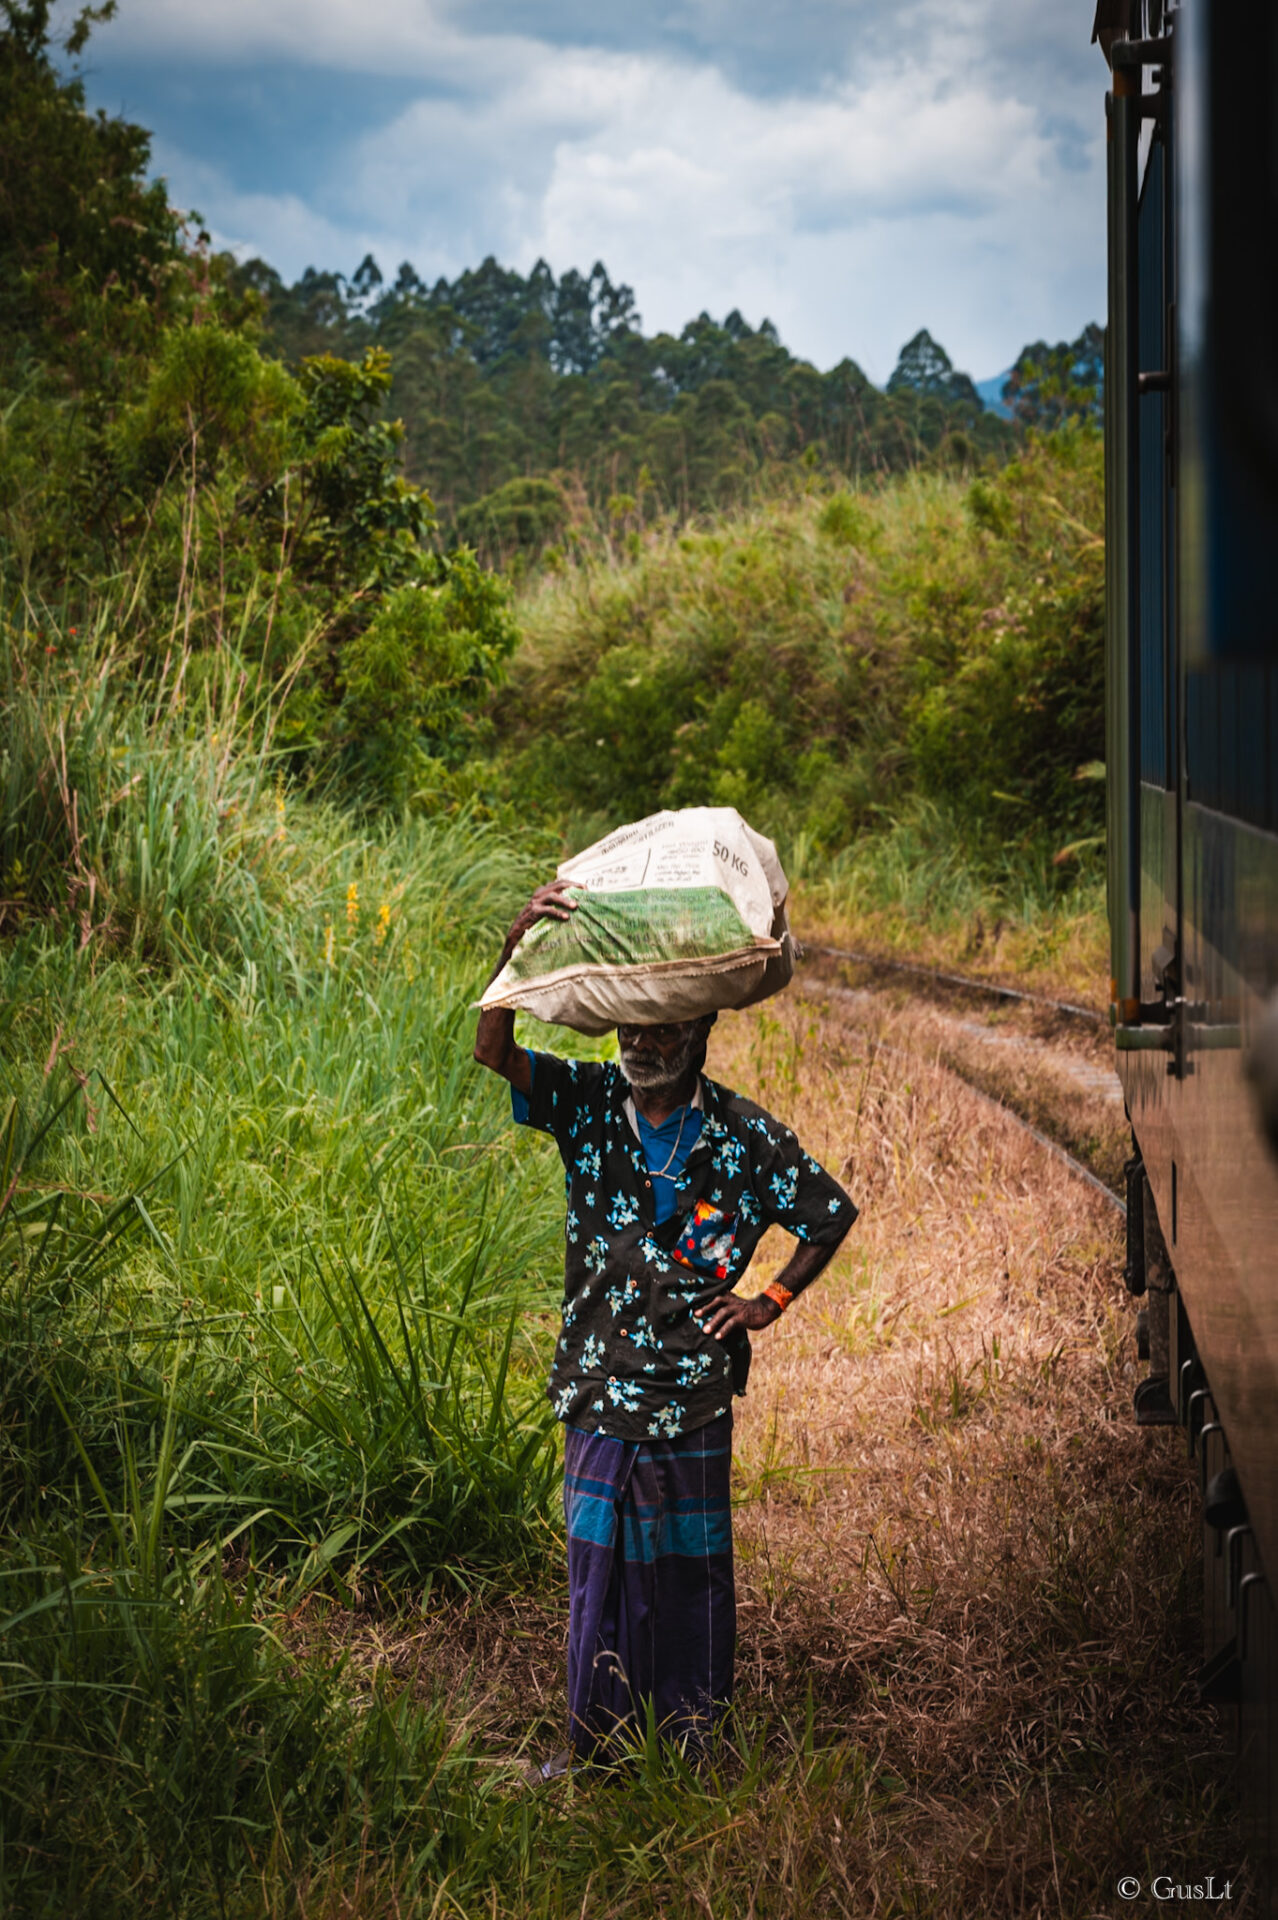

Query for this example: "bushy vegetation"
[1,0,1107,958]
[0,622,576,1907]
[0,16,558,1905]
[492,432,1105,891]
[239,243,1104,567]
[0,7,519,814]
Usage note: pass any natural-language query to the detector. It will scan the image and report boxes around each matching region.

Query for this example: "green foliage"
[907,563,1105,829]
[0,1115,480,1906]
[0,17,518,814]
[0,615,936,1919]
[3,322,516,804]
[0,607,579,1907]
[339,551,519,800]
[114,320,299,482]
[289,347,436,592]
[816,491,875,549]
[101,337,437,626]
[1004,323,1104,430]
[0,636,281,961]
[0,634,564,1574]
[0,1527,471,1917]
[887,327,983,410]
[0,1,185,370]
[234,254,1020,541]
[455,475,572,568]
[494,431,1105,870]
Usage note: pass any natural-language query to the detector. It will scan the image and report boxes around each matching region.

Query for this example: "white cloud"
[79,0,1106,379]
[149,140,395,277]
[340,35,1100,377]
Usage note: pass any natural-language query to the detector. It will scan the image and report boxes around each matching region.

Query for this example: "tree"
[887,330,983,411]
[235,249,1027,538]
[1003,323,1104,430]
[0,0,184,365]
[454,476,569,568]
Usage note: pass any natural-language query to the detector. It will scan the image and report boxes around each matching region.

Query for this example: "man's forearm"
[474,1004,531,1091]
[770,1234,844,1301]
[695,1227,850,1340]
[474,879,576,1091]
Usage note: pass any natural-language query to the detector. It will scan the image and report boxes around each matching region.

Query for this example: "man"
[474,880,857,1772]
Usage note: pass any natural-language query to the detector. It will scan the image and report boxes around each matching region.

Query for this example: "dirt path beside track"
[714,991,1230,1909]
[796,948,1130,1196]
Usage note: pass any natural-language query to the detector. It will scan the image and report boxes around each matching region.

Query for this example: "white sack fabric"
[479,807,796,1035]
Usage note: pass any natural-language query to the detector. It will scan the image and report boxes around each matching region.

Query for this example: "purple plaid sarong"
[562,1411,735,1760]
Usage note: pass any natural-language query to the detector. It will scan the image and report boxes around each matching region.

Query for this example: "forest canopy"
[233,251,1102,561]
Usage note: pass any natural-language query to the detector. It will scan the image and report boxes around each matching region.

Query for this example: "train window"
[1138,133,1172,790]
[1179,0,1277,831]
[1179,0,1278,668]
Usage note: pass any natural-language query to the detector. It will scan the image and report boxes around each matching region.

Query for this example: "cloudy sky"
[70,0,1106,385]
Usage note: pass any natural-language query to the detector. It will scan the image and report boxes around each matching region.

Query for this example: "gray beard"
[619,1030,700,1091]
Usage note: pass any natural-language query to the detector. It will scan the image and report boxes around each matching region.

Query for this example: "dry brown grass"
[793,884,1111,1015]
[712,997,1239,1915]
[794,952,1131,1193]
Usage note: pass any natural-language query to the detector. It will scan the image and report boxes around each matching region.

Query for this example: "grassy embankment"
[494,433,1108,1007]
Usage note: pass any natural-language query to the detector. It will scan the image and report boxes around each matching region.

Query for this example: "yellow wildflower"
[374,900,391,947]
[346,882,359,929]
[323,921,334,967]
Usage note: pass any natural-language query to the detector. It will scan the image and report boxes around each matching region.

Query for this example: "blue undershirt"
[634,1102,704,1222]
[511,1054,703,1223]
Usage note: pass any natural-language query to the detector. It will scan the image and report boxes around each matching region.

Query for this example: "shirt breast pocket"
[670,1200,739,1283]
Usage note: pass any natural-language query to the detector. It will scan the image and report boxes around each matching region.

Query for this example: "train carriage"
[1096,0,1278,1895]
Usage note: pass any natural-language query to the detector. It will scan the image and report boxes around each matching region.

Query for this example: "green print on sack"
[502,887,757,979]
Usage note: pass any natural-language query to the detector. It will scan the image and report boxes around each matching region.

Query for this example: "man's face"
[616,1020,705,1091]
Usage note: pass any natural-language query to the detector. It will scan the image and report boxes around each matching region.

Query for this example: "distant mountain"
[975,370,1014,419]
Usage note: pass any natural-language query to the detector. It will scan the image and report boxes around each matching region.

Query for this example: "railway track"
[802,941,1104,1027]
[797,945,1125,1220]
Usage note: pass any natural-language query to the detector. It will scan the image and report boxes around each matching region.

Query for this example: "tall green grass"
[0,618,580,1908]
[787,793,1107,997]
[2,630,567,1579]
[0,1013,912,1916]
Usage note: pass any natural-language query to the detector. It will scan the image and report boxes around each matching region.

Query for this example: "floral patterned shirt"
[513,1052,857,1442]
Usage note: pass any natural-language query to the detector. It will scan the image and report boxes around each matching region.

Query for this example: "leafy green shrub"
[493,431,1104,870]
[816,492,874,548]
[455,475,571,567]
[339,552,519,803]
[965,475,1013,538]
[111,321,299,483]
[907,573,1104,833]
[0,16,521,813]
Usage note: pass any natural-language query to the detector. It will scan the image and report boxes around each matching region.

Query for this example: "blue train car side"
[1097,0,1278,1897]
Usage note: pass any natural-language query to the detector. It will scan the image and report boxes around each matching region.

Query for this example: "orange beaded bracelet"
[763,1280,794,1313]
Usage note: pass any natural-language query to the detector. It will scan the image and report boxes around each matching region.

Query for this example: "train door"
[1136,63,1179,1039]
